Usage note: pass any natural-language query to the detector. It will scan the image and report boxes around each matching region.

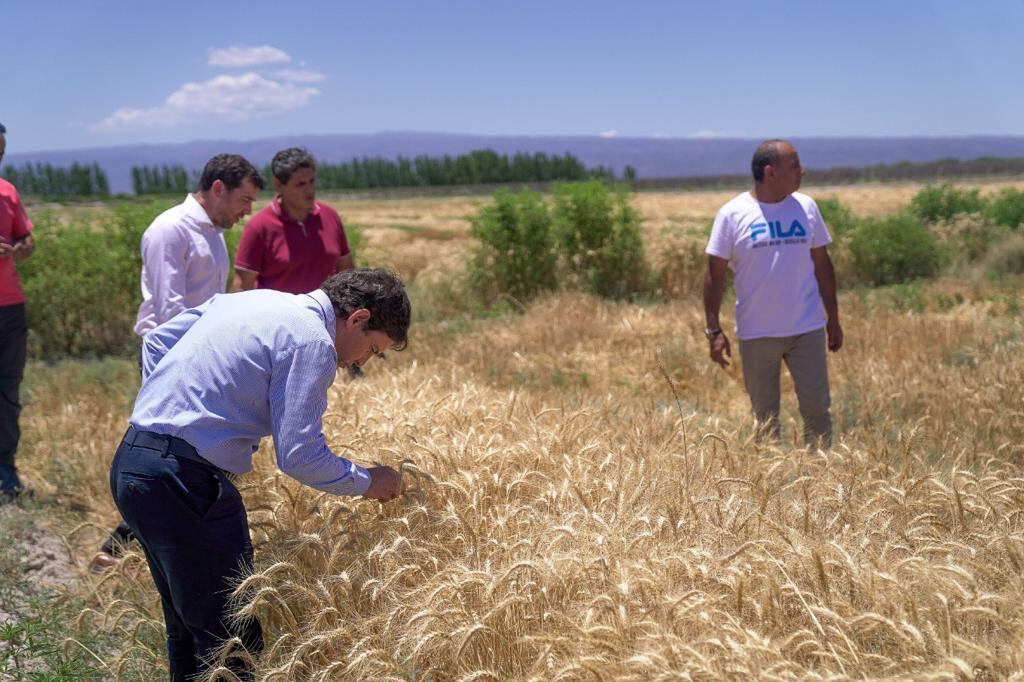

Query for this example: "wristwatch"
[704,327,722,340]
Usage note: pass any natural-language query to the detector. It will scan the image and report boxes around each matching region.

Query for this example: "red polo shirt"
[235,197,351,294]
[0,178,33,307]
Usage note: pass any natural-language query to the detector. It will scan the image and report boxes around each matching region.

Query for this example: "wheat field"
[19,181,1024,680]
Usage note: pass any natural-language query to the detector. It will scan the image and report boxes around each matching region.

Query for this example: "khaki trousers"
[738,327,832,447]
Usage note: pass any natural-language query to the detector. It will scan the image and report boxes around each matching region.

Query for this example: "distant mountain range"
[5,132,1024,194]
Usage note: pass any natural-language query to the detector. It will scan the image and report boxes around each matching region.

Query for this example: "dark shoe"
[0,464,23,501]
[101,522,135,558]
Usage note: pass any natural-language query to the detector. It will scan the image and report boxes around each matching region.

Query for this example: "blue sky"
[2,0,1021,153]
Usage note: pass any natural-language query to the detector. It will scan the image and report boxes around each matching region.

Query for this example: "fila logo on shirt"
[750,220,807,244]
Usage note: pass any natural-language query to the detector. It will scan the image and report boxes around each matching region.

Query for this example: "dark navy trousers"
[0,303,27,468]
[109,427,263,680]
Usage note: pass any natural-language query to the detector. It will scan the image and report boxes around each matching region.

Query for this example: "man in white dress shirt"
[96,154,265,569]
[134,153,264,336]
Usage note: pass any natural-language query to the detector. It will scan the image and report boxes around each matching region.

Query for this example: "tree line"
[0,162,110,199]
[266,150,617,190]
[4,152,1024,200]
[632,156,1024,191]
[131,164,194,195]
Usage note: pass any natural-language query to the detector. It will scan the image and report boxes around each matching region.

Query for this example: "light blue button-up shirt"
[130,288,372,497]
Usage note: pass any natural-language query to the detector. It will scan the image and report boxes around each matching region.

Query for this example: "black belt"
[123,425,222,473]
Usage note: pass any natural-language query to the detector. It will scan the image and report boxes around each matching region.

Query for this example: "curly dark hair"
[320,269,411,350]
[198,154,265,192]
[271,147,316,184]
[751,139,791,182]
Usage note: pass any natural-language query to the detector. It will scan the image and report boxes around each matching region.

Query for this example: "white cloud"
[599,129,618,138]
[93,106,177,132]
[92,73,319,132]
[208,45,291,67]
[273,68,328,83]
[688,130,730,139]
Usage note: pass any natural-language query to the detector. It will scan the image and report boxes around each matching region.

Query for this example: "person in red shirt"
[233,147,369,377]
[0,123,35,499]
[233,147,354,294]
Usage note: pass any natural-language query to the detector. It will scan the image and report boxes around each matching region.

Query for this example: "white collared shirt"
[134,194,229,336]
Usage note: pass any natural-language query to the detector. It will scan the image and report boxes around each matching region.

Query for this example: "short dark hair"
[271,147,316,184]
[751,139,791,182]
[198,154,265,192]
[0,123,6,135]
[321,269,411,350]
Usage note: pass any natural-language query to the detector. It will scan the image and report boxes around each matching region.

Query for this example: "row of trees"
[129,151,617,196]
[819,156,1024,184]
[0,149,618,200]
[6,152,1023,200]
[266,150,618,190]
[634,156,1024,191]
[0,162,110,199]
[131,164,193,195]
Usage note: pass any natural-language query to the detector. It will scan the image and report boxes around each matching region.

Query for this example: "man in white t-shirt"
[703,139,842,446]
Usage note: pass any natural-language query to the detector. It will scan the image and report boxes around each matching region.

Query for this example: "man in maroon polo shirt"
[233,147,354,295]
[0,123,35,499]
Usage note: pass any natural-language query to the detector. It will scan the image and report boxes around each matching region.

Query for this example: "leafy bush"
[909,184,985,223]
[892,281,929,313]
[467,182,649,304]
[19,201,172,359]
[552,181,647,298]
[984,187,1024,230]
[815,197,857,237]
[468,189,557,305]
[344,221,366,259]
[846,213,948,286]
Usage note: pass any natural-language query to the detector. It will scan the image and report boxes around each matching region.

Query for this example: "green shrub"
[552,181,647,298]
[224,225,242,268]
[984,187,1024,230]
[344,221,366,258]
[468,189,557,305]
[909,184,985,223]
[847,213,948,286]
[888,280,927,313]
[15,199,373,360]
[19,201,172,359]
[816,197,857,237]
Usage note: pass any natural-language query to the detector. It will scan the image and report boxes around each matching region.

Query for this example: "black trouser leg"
[110,438,263,680]
[0,304,27,469]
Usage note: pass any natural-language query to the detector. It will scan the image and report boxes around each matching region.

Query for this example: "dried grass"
[16,186,1024,680]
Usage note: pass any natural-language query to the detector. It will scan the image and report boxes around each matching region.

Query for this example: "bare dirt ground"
[0,505,79,624]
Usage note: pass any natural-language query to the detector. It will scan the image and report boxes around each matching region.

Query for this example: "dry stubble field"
[14,180,1024,680]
